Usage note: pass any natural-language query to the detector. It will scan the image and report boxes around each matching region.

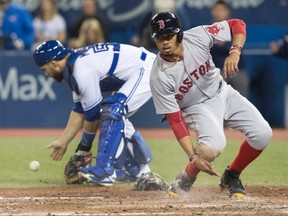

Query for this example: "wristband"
[189,153,198,164]
[75,142,91,152]
[231,44,243,50]
[229,49,241,55]
[81,130,96,147]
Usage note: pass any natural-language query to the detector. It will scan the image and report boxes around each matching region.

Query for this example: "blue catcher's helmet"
[150,11,183,42]
[33,40,71,66]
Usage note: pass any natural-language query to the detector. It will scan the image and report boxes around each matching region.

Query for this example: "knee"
[263,124,273,142]
[101,93,128,120]
[248,123,273,150]
[194,143,222,162]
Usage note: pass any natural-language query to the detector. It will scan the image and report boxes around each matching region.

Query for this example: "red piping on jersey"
[227,19,246,36]
[166,111,190,140]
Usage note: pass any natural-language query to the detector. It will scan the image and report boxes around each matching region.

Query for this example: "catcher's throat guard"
[133,172,169,191]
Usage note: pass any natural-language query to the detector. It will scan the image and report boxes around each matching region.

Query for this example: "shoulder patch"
[205,24,224,36]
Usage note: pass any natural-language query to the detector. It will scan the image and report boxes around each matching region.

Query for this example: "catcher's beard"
[53,73,64,83]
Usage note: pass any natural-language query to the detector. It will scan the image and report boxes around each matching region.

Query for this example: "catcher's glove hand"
[64,153,92,184]
[133,172,169,191]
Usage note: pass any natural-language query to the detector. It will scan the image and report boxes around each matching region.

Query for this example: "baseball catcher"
[33,40,156,185]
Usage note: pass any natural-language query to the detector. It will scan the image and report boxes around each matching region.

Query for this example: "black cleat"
[220,168,246,198]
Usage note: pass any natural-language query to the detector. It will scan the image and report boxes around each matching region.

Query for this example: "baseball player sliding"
[149,12,272,198]
[33,40,156,186]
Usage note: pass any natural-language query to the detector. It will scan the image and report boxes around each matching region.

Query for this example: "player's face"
[40,61,64,82]
[154,34,178,56]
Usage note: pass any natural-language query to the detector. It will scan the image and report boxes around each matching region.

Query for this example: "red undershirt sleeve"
[166,111,190,140]
[227,19,246,36]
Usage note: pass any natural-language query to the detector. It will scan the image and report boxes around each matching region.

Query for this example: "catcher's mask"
[133,172,169,191]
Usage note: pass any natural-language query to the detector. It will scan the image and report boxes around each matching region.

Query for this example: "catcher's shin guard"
[121,131,152,180]
[116,153,151,183]
[80,93,128,185]
[130,130,153,164]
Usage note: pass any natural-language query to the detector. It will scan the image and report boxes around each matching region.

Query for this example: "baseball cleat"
[167,190,180,199]
[220,167,246,198]
[79,165,116,186]
[231,193,246,199]
[78,171,115,186]
[167,171,196,198]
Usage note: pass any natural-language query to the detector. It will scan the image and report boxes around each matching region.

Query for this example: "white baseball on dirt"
[29,160,40,171]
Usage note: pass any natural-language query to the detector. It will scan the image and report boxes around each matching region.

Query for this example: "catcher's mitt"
[64,153,92,184]
[133,172,169,191]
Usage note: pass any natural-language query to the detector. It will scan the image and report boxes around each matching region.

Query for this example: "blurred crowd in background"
[0,0,287,52]
[0,0,288,128]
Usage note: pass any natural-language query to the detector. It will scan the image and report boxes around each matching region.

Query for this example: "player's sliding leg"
[219,139,268,199]
[168,143,221,197]
[219,100,273,198]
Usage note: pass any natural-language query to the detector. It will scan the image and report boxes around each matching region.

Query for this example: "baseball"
[29,160,40,171]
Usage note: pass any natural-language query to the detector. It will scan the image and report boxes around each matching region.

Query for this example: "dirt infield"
[0,128,288,215]
[1,185,288,215]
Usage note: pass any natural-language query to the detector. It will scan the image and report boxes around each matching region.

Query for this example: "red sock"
[185,162,200,177]
[228,140,262,173]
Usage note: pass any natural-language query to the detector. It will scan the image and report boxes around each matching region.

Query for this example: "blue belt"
[107,44,147,76]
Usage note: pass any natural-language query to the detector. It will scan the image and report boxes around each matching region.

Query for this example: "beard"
[53,73,64,83]
[161,53,173,57]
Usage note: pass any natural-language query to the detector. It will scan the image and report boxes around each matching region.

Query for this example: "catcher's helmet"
[33,40,71,66]
[150,11,183,42]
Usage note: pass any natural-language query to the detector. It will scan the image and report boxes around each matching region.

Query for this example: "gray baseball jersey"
[150,21,229,114]
[150,21,271,151]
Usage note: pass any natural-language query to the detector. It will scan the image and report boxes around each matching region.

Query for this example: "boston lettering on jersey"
[175,59,210,101]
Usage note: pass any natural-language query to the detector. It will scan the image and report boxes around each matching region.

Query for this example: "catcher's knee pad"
[122,130,152,178]
[96,93,128,175]
[194,143,221,162]
[124,151,140,177]
[128,130,153,164]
